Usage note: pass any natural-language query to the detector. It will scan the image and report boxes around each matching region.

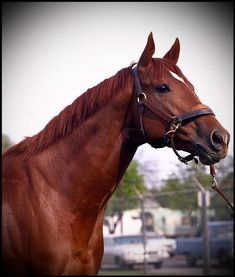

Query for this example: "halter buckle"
[165,122,181,138]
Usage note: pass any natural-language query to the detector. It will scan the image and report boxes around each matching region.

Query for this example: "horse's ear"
[137,32,155,69]
[163,38,180,64]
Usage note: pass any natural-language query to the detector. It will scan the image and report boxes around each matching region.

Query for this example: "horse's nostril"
[210,130,224,150]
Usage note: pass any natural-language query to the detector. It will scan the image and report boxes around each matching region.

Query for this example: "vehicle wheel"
[217,250,230,266]
[126,264,133,270]
[154,261,163,268]
[115,256,123,269]
[186,255,197,266]
[115,256,131,269]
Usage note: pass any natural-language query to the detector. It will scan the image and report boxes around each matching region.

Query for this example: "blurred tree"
[113,160,145,198]
[154,155,233,220]
[105,160,145,216]
[2,134,13,153]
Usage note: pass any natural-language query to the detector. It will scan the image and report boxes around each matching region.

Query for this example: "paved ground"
[99,255,234,276]
[147,255,233,275]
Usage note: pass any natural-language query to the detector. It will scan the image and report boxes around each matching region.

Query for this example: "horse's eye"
[154,84,170,93]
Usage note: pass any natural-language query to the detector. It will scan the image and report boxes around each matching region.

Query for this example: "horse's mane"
[4,66,132,158]
[4,59,193,159]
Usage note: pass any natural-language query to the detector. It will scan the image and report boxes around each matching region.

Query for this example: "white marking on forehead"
[169,71,196,95]
[169,70,187,85]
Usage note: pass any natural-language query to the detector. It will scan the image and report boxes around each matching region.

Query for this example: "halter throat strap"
[132,66,215,164]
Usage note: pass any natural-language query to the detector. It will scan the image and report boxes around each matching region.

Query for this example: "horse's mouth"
[195,144,220,165]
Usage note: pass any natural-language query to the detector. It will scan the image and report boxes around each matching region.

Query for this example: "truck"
[175,221,233,266]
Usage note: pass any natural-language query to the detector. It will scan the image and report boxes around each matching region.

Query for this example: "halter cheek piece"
[132,67,215,164]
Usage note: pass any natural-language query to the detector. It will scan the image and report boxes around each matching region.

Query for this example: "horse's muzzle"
[196,128,230,165]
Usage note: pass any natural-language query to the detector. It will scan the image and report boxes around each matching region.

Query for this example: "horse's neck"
[35,83,139,210]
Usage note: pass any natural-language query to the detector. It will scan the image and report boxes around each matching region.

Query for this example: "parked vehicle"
[146,233,176,257]
[101,234,166,269]
[176,221,233,266]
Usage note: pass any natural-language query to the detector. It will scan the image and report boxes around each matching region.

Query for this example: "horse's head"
[133,33,230,165]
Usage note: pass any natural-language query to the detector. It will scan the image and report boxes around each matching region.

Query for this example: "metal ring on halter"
[165,122,181,138]
[137,93,147,103]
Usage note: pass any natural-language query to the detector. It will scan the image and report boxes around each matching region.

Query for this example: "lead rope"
[209,164,234,217]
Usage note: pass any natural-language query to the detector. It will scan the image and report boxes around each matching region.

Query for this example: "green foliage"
[114,160,145,197]
[156,156,233,220]
[105,160,145,216]
[2,134,13,154]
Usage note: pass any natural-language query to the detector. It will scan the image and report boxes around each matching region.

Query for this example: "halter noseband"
[132,67,215,164]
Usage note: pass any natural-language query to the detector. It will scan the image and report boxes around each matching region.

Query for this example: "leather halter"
[132,66,215,164]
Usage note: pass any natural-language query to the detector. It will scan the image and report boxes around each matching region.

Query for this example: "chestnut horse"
[2,33,229,275]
